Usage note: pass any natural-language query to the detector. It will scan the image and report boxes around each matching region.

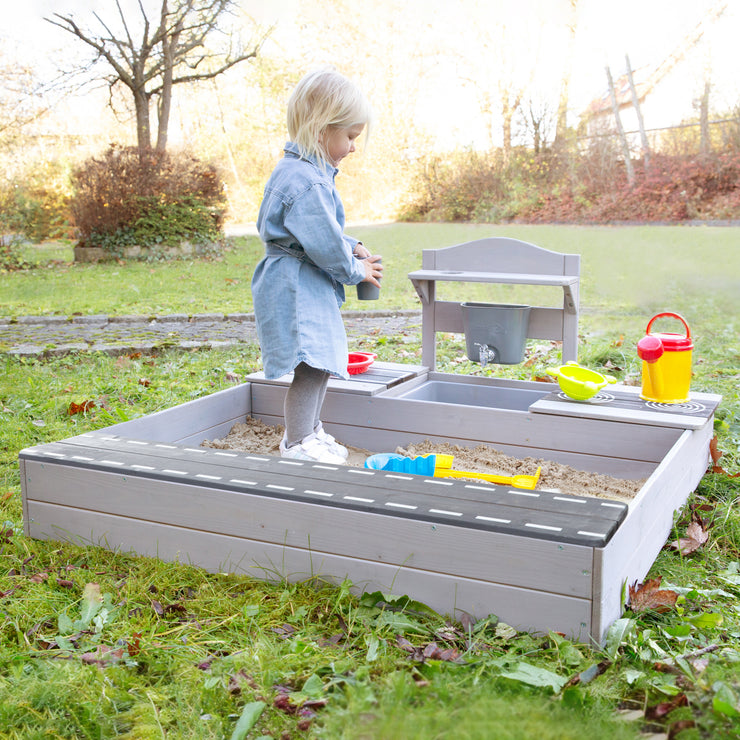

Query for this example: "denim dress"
[251,143,366,380]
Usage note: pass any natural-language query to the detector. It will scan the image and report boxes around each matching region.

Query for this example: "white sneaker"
[314,422,349,459]
[279,433,346,464]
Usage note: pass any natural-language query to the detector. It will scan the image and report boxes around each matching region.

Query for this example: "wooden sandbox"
[18,238,721,642]
[19,363,718,643]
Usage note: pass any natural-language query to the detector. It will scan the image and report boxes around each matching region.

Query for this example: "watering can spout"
[637,335,664,398]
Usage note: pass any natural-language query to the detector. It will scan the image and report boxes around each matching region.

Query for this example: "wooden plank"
[21,441,626,549]
[27,502,593,639]
[531,389,721,431]
[590,423,712,642]
[23,461,596,596]
[107,383,250,442]
[248,412,658,479]
[26,436,628,527]
[249,377,677,468]
[408,270,578,287]
[313,387,681,464]
[247,362,425,396]
[423,238,575,275]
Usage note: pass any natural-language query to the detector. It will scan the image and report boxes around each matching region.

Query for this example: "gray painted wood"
[22,437,626,549]
[18,361,715,642]
[247,412,658,479]
[28,502,593,639]
[250,377,682,464]
[23,460,596,596]
[408,238,580,367]
[531,389,721,431]
[590,423,712,642]
[248,362,424,396]
[107,384,250,442]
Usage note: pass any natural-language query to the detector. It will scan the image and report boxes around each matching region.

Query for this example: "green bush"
[0,234,30,272]
[0,160,74,242]
[72,146,227,256]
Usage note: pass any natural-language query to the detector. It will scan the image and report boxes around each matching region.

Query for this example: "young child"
[252,68,383,464]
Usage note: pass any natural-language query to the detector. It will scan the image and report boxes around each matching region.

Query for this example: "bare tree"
[554,0,579,149]
[47,0,267,152]
[0,49,47,150]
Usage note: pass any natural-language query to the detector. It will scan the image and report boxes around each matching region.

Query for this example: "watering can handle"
[645,312,691,339]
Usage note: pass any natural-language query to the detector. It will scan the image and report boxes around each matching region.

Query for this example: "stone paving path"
[0,310,422,357]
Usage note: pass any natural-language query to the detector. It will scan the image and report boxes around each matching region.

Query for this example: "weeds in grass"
[2,345,739,738]
[2,224,740,737]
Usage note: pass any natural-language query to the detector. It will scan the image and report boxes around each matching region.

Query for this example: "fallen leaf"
[80,645,126,665]
[612,335,624,348]
[645,693,688,720]
[138,378,151,387]
[709,436,723,467]
[127,632,142,657]
[68,400,96,416]
[628,577,678,613]
[565,660,611,687]
[224,372,240,383]
[667,719,696,738]
[271,623,296,638]
[669,512,710,555]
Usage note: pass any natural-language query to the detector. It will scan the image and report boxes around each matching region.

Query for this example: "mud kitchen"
[19,238,720,642]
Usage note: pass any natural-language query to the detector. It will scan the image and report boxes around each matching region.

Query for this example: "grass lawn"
[1,223,739,739]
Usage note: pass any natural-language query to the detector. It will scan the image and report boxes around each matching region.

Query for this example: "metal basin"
[396,380,548,412]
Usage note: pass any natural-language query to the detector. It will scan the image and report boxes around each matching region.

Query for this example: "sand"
[202,416,644,502]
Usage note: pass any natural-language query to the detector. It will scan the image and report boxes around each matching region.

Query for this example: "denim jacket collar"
[283,141,338,179]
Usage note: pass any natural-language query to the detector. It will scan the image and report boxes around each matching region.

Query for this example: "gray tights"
[284,362,330,446]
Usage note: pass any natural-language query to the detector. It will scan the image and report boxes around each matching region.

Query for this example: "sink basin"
[396,380,548,412]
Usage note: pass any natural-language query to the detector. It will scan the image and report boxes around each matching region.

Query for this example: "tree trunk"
[700,78,711,154]
[625,55,650,171]
[606,65,635,186]
[156,2,180,152]
[134,87,152,151]
[554,0,579,149]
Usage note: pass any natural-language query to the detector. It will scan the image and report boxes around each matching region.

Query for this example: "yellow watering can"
[637,312,693,404]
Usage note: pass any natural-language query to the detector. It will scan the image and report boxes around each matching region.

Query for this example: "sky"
[5,0,739,148]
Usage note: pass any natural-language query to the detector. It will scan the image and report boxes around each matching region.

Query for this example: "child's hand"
[354,243,371,259]
[362,254,383,286]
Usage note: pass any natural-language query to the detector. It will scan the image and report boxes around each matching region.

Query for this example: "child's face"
[322,124,364,167]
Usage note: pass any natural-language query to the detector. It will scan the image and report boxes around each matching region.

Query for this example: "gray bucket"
[461,302,531,365]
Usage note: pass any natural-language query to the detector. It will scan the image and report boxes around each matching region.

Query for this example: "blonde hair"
[287,67,372,166]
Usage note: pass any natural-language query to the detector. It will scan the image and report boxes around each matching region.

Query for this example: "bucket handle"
[646,312,691,339]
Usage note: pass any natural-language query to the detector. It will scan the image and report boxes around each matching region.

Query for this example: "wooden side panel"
[240,412,657,479]
[29,502,593,639]
[591,423,712,642]
[250,379,678,466]
[107,384,250,443]
[23,461,595,597]
[427,238,569,275]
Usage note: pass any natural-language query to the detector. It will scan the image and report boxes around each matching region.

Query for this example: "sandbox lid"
[529,385,721,430]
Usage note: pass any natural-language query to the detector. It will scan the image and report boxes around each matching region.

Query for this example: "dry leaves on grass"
[67,400,96,415]
[668,511,711,556]
[628,577,679,614]
[709,435,740,477]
